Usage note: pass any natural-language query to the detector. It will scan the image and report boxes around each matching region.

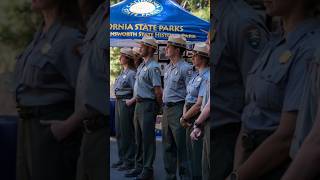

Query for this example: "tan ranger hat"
[137,35,158,49]
[167,34,187,48]
[132,47,141,55]
[193,43,209,58]
[120,48,134,59]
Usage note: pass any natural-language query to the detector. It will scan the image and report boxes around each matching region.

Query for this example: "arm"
[282,98,320,180]
[183,96,203,120]
[154,86,163,107]
[233,127,246,169]
[235,112,297,180]
[195,99,210,125]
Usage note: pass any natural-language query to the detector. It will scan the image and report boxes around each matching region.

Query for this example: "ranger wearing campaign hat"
[137,35,158,49]
[180,42,210,180]
[167,34,187,49]
[120,48,134,59]
[192,42,209,58]
[161,34,193,179]
[125,35,162,179]
[112,47,137,172]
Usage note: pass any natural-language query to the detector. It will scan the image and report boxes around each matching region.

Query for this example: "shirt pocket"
[23,52,62,87]
[190,80,202,97]
[256,59,293,110]
[171,73,182,90]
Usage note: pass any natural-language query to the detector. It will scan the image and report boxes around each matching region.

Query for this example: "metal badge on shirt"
[279,50,292,64]
[41,42,52,54]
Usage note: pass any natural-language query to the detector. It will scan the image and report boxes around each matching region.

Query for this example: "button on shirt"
[15,22,83,106]
[186,67,210,104]
[163,60,193,103]
[242,19,320,132]
[211,0,269,128]
[133,59,161,99]
[290,41,320,158]
[75,3,108,116]
[114,69,136,96]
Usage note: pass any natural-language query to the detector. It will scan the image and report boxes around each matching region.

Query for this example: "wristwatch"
[230,171,239,180]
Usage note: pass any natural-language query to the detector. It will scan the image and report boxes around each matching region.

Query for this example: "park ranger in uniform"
[162,34,193,180]
[112,48,136,171]
[210,0,269,178]
[41,2,109,180]
[125,35,162,180]
[283,44,320,180]
[180,43,209,180]
[14,0,84,179]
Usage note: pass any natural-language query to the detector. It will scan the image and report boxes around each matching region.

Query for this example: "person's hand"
[180,116,192,128]
[125,99,132,106]
[190,128,202,141]
[50,121,73,142]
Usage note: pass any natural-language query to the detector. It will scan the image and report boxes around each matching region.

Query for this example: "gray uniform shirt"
[15,22,83,106]
[211,0,269,128]
[242,19,320,132]
[133,59,161,99]
[163,59,193,103]
[75,3,108,116]
[114,69,136,96]
[186,67,210,104]
[290,38,320,158]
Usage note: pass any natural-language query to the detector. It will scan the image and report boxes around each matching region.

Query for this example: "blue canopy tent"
[110,0,210,47]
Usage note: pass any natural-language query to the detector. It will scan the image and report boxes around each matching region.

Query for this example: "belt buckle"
[83,120,93,134]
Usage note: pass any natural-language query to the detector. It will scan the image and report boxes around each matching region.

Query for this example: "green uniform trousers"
[162,103,191,180]
[115,99,135,166]
[133,100,158,173]
[185,104,202,180]
[211,123,240,180]
[76,125,108,180]
[202,122,211,180]
[16,105,82,180]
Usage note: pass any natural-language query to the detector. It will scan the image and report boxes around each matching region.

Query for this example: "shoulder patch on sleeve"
[245,25,262,49]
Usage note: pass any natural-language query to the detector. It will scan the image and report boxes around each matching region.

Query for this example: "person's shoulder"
[149,60,160,68]
[180,61,192,70]
[57,25,84,42]
[226,0,266,28]
[128,69,137,76]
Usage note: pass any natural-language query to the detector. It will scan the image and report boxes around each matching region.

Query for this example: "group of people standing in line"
[113,34,210,180]
[113,0,320,180]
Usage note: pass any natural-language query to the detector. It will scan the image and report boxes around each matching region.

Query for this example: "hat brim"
[137,41,157,49]
[193,51,209,58]
[120,53,134,59]
[167,41,186,49]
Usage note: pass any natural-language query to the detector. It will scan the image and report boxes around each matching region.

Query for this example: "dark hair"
[134,57,143,69]
[56,0,85,31]
[125,56,136,70]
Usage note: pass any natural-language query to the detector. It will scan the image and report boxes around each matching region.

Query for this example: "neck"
[143,55,152,63]
[198,64,207,72]
[282,7,307,36]
[170,55,181,64]
[123,64,129,70]
[42,8,57,33]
